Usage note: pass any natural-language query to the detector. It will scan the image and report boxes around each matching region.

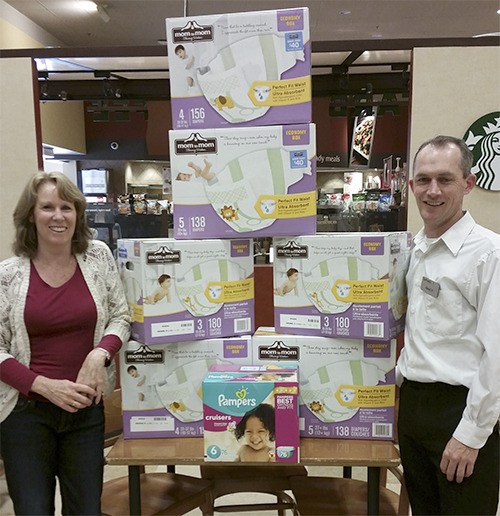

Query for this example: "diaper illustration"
[303,257,380,314]
[300,360,387,423]
[204,147,311,233]
[197,34,304,124]
[175,259,248,316]
[155,358,218,423]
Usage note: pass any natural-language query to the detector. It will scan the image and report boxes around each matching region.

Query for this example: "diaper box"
[203,364,300,462]
[117,238,254,345]
[252,327,397,440]
[166,7,311,129]
[273,232,411,341]
[170,124,317,239]
[120,337,252,438]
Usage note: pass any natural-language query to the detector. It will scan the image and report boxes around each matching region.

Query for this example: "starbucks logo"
[464,112,500,191]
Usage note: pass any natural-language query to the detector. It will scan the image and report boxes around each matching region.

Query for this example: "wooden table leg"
[367,466,380,515]
[128,465,142,515]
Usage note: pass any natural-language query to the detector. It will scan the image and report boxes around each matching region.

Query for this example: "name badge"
[420,276,440,298]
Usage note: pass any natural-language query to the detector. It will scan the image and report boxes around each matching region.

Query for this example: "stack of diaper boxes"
[252,232,411,440]
[117,7,314,443]
[164,7,314,459]
[116,238,255,438]
[166,7,316,240]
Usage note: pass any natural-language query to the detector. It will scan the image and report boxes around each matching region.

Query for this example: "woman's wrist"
[93,348,111,367]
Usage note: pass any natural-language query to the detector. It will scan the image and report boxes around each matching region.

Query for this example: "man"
[397,135,500,515]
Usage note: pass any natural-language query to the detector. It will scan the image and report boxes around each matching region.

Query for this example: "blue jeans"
[0,397,105,515]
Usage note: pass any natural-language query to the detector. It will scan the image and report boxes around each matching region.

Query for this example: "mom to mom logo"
[464,112,500,191]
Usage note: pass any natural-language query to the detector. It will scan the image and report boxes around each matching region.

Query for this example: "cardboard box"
[170,124,316,239]
[252,327,397,440]
[273,232,411,340]
[117,238,254,344]
[166,7,311,129]
[203,364,300,462]
[120,337,252,438]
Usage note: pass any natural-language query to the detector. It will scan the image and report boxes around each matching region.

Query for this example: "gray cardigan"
[0,240,131,422]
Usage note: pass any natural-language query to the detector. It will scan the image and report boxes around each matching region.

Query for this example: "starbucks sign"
[464,112,500,191]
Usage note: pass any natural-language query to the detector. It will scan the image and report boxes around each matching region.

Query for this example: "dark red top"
[0,262,121,400]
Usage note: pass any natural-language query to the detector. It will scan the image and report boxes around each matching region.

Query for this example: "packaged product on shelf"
[119,336,252,438]
[166,7,311,129]
[252,327,397,440]
[117,238,254,345]
[273,232,411,340]
[203,364,299,462]
[170,124,317,239]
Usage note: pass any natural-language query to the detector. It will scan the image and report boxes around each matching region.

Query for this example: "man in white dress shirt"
[397,135,499,515]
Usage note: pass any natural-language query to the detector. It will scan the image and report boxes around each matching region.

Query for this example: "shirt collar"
[414,211,476,256]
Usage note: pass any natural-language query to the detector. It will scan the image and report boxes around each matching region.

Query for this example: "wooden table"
[106,436,400,515]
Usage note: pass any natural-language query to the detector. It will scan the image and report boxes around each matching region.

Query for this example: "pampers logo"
[218,387,257,409]
[175,133,217,155]
[172,20,214,43]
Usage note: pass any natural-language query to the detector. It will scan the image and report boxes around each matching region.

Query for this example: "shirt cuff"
[453,418,494,449]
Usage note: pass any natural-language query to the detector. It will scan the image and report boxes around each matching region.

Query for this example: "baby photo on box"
[117,238,254,345]
[273,232,411,341]
[166,7,311,129]
[203,365,299,462]
[120,337,252,438]
[170,124,316,239]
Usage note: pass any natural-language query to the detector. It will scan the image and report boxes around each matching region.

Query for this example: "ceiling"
[2,0,499,101]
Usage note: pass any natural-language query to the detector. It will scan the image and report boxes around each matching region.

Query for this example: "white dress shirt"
[397,212,500,448]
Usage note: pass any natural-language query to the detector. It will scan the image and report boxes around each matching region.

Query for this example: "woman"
[0,171,131,515]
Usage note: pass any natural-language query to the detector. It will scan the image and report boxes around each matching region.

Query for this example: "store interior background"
[1,0,499,262]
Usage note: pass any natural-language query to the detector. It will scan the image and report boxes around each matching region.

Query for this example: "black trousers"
[398,379,499,515]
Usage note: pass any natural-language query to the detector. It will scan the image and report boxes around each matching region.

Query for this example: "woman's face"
[244,416,270,451]
[33,182,77,251]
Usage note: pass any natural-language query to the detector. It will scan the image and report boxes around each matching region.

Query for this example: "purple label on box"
[231,240,251,257]
[282,125,310,145]
[364,340,391,358]
[277,9,304,31]
[171,97,311,130]
[274,304,404,341]
[360,237,385,256]
[223,339,249,359]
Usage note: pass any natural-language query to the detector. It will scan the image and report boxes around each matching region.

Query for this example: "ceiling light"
[79,1,98,12]
[96,4,111,23]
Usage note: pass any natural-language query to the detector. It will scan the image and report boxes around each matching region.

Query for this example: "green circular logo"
[464,112,500,191]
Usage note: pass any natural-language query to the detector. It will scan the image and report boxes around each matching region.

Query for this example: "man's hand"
[440,437,479,483]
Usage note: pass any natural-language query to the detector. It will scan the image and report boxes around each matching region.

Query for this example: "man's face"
[410,143,475,237]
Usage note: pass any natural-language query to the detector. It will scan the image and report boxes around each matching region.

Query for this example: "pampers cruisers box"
[119,337,252,438]
[117,238,254,345]
[166,7,311,129]
[170,124,316,239]
[273,232,411,341]
[252,327,397,440]
[203,364,299,462]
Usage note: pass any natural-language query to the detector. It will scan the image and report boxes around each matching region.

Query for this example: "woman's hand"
[75,348,108,404]
[31,376,95,413]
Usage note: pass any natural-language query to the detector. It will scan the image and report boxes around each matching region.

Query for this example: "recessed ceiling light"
[78,1,98,12]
